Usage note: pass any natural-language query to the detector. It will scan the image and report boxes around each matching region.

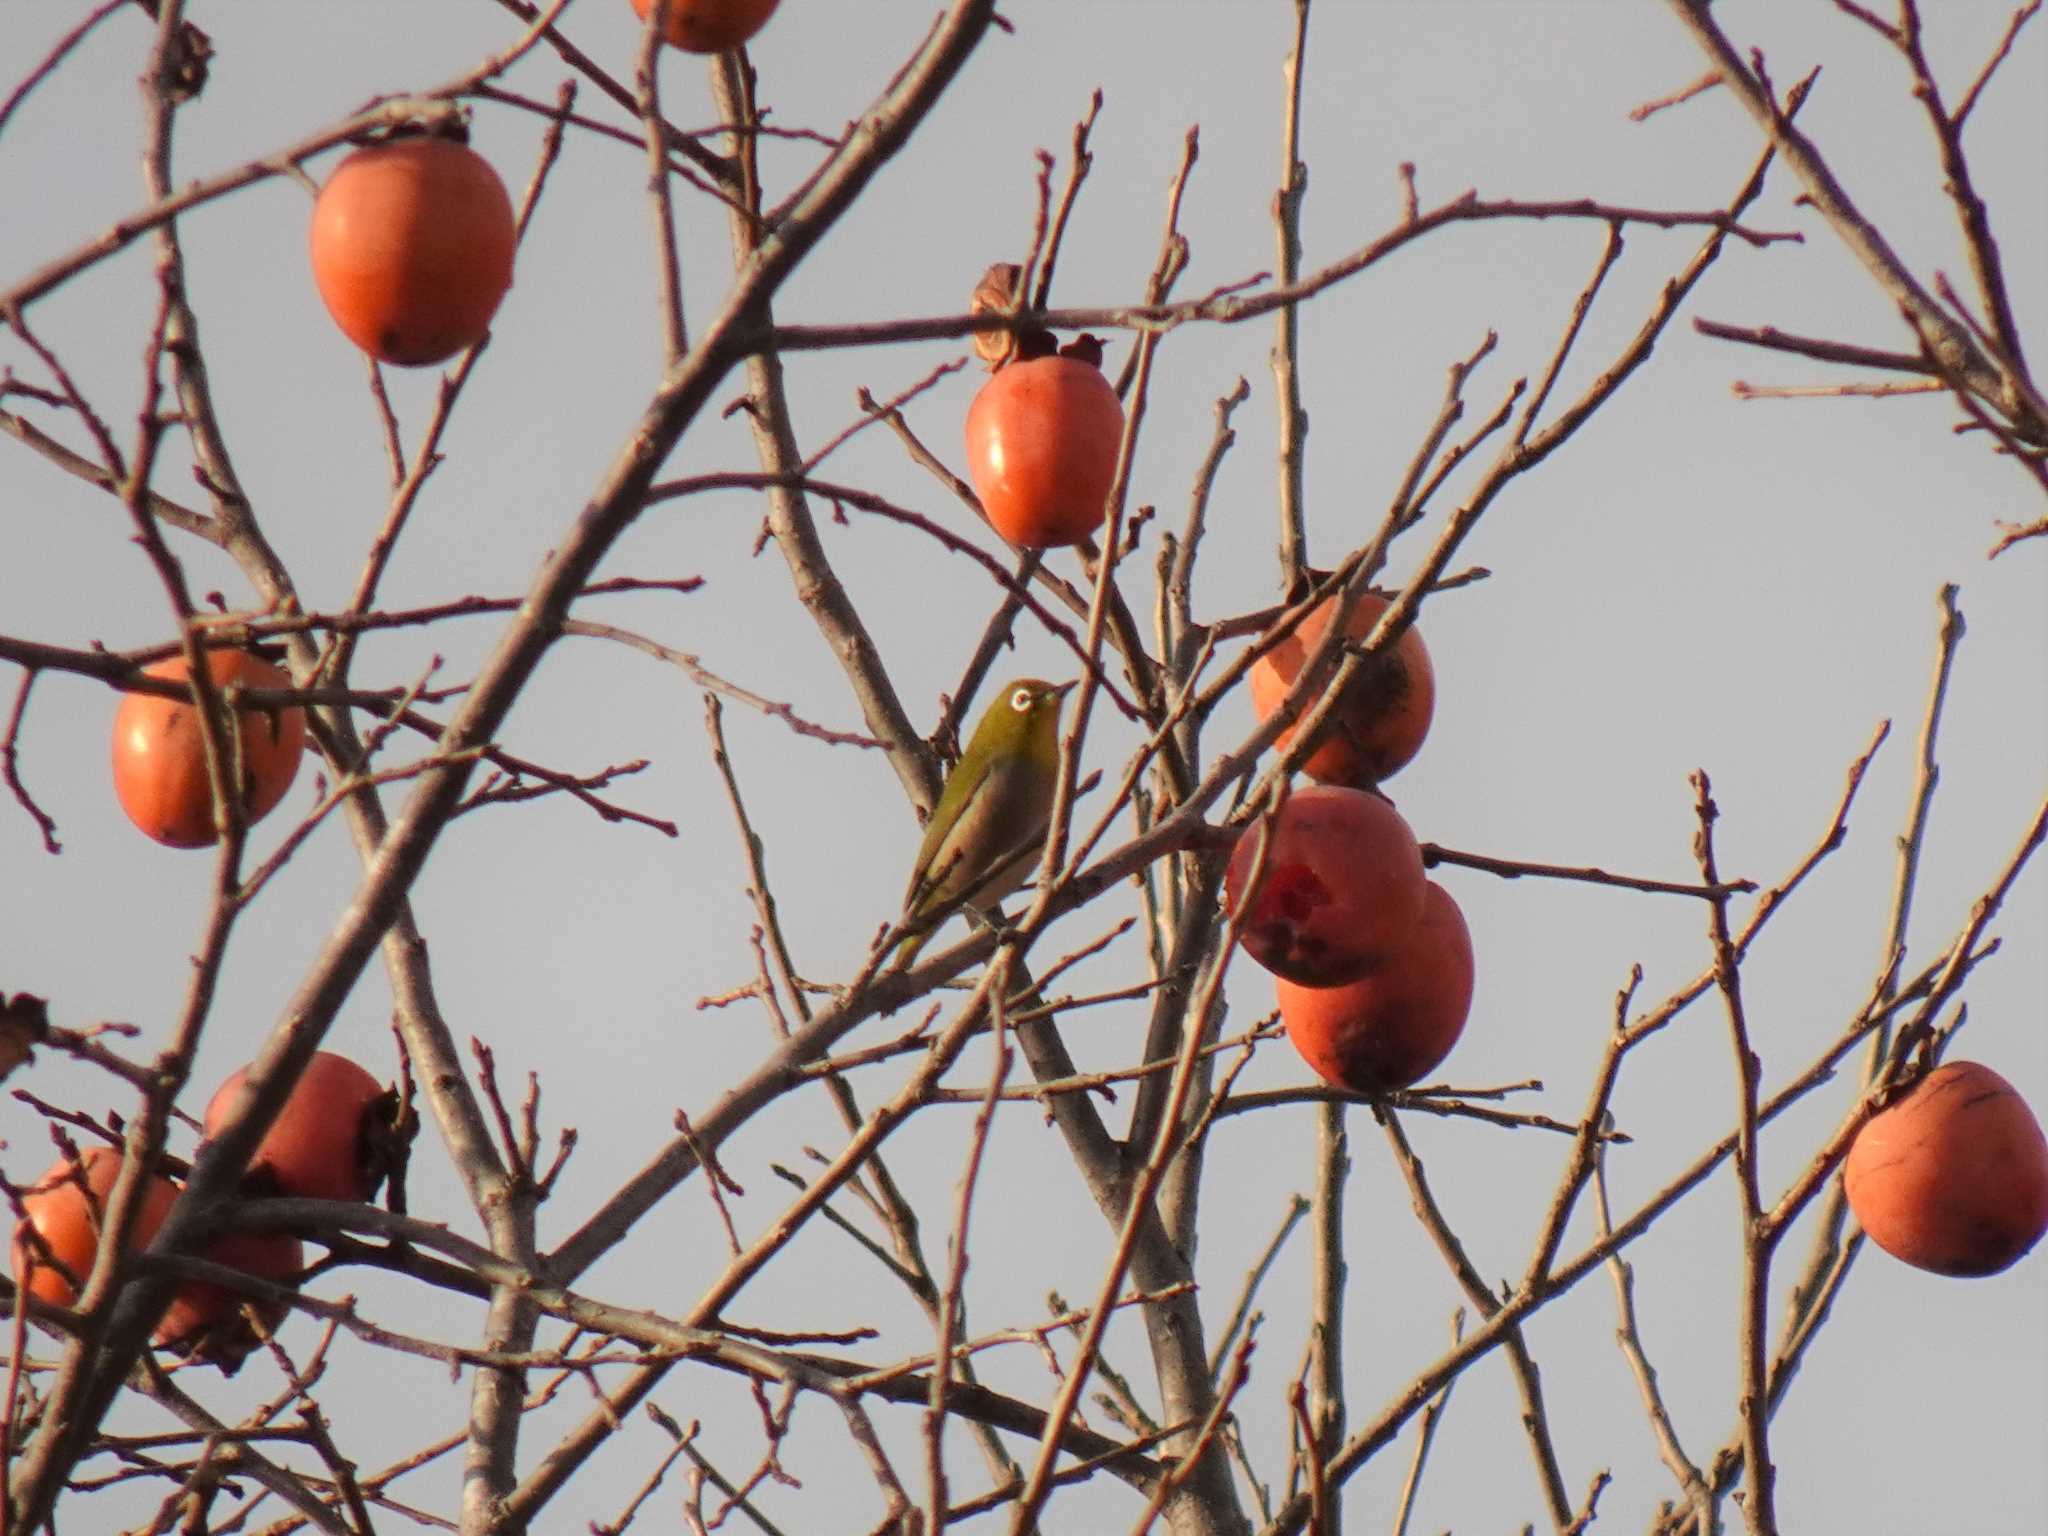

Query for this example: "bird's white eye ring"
[1010,686,1033,712]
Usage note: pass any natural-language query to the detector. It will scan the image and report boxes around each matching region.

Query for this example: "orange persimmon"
[111,651,305,848]
[1223,785,1428,987]
[1250,591,1435,786]
[965,349,1123,549]
[10,1148,178,1309]
[629,0,781,52]
[1844,1060,2048,1277]
[310,135,515,366]
[204,1052,392,1205]
[1277,881,1474,1093]
[152,1228,304,1366]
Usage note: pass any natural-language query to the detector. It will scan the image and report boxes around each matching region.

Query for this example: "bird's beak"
[1051,680,1078,698]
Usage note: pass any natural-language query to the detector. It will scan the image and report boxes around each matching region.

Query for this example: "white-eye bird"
[894,678,1074,965]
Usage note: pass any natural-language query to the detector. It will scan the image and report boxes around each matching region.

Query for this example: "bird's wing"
[903,754,1003,918]
[903,755,1052,923]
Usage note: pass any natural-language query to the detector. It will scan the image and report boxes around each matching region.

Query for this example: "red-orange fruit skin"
[152,1229,303,1356]
[630,0,781,51]
[309,137,515,366]
[12,1150,305,1361]
[204,1052,387,1205]
[111,651,306,848]
[10,1148,179,1309]
[1250,592,1436,786]
[1223,786,1428,987]
[1843,1060,2048,1277]
[964,356,1124,549]
[1277,881,1473,1093]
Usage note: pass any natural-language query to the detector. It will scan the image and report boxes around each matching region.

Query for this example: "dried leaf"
[0,992,52,1082]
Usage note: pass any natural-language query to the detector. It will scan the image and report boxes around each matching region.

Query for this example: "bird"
[893,678,1075,966]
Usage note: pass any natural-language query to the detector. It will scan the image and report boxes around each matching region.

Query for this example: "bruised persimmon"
[965,347,1123,549]
[1223,785,1427,987]
[204,1051,392,1205]
[10,1147,178,1310]
[309,135,515,366]
[1250,591,1435,786]
[111,651,306,848]
[1277,881,1474,1093]
[630,0,781,52]
[1843,1060,2048,1277]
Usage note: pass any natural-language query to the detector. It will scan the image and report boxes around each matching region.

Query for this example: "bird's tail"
[888,924,932,971]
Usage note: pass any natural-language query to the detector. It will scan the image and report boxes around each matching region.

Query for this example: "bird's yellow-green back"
[894,678,1073,964]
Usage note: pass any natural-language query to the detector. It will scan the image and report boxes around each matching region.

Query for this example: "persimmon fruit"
[10,1147,178,1309]
[965,352,1123,549]
[309,135,516,366]
[630,0,781,52]
[11,1147,306,1364]
[1277,881,1474,1093]
[1843,1059,2048,1277]
[152,1228,304,1365]
[111,650,306,848]
[1250,591,1435,786]
[1223,785,1427,987]
[203,1051,391,1205]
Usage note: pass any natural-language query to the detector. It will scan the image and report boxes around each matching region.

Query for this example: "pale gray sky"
[3,2,2043,1532]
